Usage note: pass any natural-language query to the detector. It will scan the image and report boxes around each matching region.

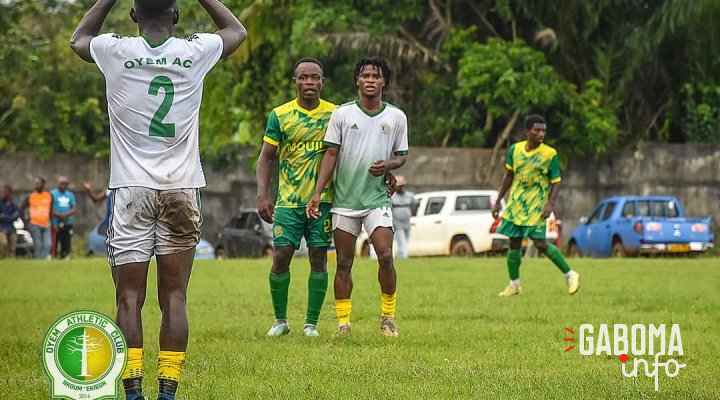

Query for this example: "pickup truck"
[355,190,559,257]
[567,196,713,257]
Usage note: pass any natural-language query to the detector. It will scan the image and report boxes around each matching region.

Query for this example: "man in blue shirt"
[0,185,20,259]
[50,176,76,259]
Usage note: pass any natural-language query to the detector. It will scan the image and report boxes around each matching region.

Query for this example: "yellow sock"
[335,298,352,324]
[381,292,396,317]
[122,348,143,380]
[158,351,186,383]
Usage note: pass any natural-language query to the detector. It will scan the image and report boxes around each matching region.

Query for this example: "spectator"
[0,185,20,259]
[82,181,112,226]
[21,176,53,260]
[391,175,415,259]
[50,176,76,259]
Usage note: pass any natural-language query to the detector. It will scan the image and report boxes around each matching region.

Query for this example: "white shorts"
[331,207,393,237]
[107,187,202,267]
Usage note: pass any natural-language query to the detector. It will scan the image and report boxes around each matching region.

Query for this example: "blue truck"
[567,196,713,257]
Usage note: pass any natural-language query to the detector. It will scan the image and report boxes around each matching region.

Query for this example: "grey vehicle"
[215,209,274,259]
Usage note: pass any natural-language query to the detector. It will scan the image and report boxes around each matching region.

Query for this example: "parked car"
[14,218,34,258]
[85,220,216,259]
[215,209,274,258]
[567,195,713,257]
[355,190,559,257]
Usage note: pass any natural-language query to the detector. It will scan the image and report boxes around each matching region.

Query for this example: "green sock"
[545,244,572,274]
[507,249,522,280]
[269,271,291,320]
[306,271,328,326]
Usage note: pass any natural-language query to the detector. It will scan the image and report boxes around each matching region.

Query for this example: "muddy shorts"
[107,187,202,267]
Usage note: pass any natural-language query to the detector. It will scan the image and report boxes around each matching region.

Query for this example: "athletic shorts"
[107,187,202,267]
[273,203,332,249]
[497,219,545,239]
[331,206,393,237]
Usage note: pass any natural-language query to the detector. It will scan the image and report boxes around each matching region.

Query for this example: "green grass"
[1,257,719,399]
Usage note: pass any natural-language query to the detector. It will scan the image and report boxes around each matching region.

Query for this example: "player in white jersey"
[307,56,408,338]
[70,1,246,399]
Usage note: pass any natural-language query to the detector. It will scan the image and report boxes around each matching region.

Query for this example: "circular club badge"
[42,311,126,400]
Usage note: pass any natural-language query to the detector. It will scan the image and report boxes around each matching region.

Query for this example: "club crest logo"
[42,311,126,400]
[380,122,390,134]
[274,226,283,236]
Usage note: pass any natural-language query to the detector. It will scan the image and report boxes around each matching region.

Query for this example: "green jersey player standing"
[491,114,580,297]
[256,58,336,337]
[70,1,246,399]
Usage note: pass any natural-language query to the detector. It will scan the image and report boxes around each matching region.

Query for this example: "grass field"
[1,256,719,400]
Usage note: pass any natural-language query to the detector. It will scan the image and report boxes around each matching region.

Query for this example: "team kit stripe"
[107,189,116,266]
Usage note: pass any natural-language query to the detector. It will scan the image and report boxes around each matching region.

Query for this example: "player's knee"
[377,249,394,268]
[534,240,549,253]
[159,289,186,311]
[308,249,327,273]
[336,253,353,271]
[117,291,145,312]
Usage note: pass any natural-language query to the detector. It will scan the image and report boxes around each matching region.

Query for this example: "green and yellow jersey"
[263,98,336,207]
[502,140,561,226]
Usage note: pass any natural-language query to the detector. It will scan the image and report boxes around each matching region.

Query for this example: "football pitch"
[1,256,718,399]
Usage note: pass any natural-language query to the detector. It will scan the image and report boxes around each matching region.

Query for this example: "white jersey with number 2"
[90,33,223,189]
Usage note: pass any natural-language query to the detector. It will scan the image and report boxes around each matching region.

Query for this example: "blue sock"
[125,394,143,400]
[158,394,175,400]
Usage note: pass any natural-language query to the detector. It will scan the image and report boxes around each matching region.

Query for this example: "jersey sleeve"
[549,154,561,183]
[393,112,409,156]
[89,33,121,74]
[505,143,516,171]
[323,109,343,148]
[187,33,224,77]
[263,110,281,147]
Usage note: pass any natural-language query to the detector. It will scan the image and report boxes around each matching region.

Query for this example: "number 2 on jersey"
[148,76,175,137]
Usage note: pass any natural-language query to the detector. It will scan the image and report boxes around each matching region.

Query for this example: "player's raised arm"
[198,0,247,59]
[70,0,117,63]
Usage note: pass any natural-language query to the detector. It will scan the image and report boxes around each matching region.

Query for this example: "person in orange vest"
[21,176,53,260]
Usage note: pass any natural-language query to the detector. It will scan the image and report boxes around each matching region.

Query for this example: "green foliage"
[446,31,619,155]
[0,0,717,166]
[682,83,720,144]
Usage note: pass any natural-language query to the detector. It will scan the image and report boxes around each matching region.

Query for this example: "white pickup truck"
[356,190,559,257]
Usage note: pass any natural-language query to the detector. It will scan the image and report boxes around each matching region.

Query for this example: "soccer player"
[256,57,336,337]
[70,1,246,399]
[491,114,580,297]
[307,56,408,337]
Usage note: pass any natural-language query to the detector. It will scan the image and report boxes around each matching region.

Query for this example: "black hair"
[524,114,546,130]
[292,57,324,76]
[134,0,177,19]
[35,176,46,185]
[353,56,392,88]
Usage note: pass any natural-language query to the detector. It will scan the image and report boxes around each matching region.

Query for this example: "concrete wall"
[1,144,718,247]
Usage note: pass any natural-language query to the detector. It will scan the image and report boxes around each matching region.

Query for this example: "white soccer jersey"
[90,33,224,189]
[324,101,409,209]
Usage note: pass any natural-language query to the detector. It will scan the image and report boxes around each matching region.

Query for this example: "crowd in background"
[0,176,106,260]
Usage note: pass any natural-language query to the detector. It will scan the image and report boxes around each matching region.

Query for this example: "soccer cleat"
[498,282,522,297]
[567,270,580,295]
[380,316,399,338]
[335,323,351,336]
[303,324,320,337]
[266,320,290,337]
